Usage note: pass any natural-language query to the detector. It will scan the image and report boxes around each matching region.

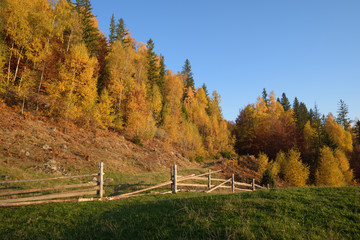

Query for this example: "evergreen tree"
[262,88,268,106]
[260,169,276,188]
[158,54,165,92]
[182,59,195,90]
[108,13,116,45]
[355,120,360,144]
[75,0,100,55]
[292,97,309,130]
[337,99,351,130]
[297,102,309,130]
[309,108,314,123]
[146,38,159,90]
[280,92,291,111]
[201,83,209,97]
[293,97,300,114]
[116,18,129,44]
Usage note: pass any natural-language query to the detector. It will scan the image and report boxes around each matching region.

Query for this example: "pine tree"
[280,92,291,111]
[182,59,195,90]
[355,120,360,144]
[146,38,159,92]
[337,99,351,130]
[116,18,129,44]
[75,0,100,55]
[202,83,209,97]
[262,88,269,106]
[297,102,309,130]
[109,13,116,45]
[293,97,309,130]
[293,97,299,114]
[158,54,165,93]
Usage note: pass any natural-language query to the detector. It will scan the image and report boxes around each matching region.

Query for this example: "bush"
[131,135,143,147]
[221,151,231,159]
[213,155,220,160]
[195,156,204,163]
[260,169,276,188]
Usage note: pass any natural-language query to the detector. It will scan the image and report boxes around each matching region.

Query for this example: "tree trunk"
[36,15,56,112]
[36,62,46,111]
[13,47,23,84]
[6,41,14,88]
[21,96,26,115]
[67,30,72,52]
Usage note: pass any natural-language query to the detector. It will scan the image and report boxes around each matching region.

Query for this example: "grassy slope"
[1,187,359,240]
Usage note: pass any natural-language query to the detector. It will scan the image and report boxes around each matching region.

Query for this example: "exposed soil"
[0,102,199,177]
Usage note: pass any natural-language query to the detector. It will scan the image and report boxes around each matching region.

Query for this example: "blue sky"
[91,0,360,122]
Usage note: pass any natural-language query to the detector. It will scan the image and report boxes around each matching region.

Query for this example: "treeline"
[233,89,360,186]
[0,0,234,159]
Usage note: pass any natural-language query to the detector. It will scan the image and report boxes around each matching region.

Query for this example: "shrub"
[131,135,143,147]
[221,151,231,159]
[195,155,204,163]
[260,169,276,188]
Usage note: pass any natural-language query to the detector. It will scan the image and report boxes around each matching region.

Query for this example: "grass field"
[0,187,359,239]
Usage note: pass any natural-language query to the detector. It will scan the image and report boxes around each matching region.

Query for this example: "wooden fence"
[101,165,268,202]
[170,165,267,193]
[0,163,268,207]
[0,162,104,207]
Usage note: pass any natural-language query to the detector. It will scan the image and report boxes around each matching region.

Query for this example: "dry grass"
[0,102,198,182]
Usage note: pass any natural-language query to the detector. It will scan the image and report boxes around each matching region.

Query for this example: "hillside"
[1,187,359,239]
[0,102,200,179]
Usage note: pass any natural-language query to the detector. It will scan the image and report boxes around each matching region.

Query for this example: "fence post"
[172,165,177,193]
[252,178,255,191]
[267,184,270,190]
[232,174,235,193]
[208,169,211,190]
[170,166,173,192]
[98,162,104,198]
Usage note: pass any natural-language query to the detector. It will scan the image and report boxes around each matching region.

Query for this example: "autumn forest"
[1,0,359,187]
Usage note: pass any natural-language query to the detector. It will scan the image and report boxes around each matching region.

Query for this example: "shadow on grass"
[0,187,359,240]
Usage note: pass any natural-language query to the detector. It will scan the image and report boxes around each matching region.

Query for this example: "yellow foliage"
[303,121,316,149]
[272,151,286,176]
[258,153,269,175]
[324,114,353,153]
[48,43,97,124]
[282,149,309,187]
[315,146,345,186]
[334,149,354,184]
[96,88,114,128]
[152,84,163,122]
[0,41,7,92]
[126,82,155,138]
[162,71,184,143]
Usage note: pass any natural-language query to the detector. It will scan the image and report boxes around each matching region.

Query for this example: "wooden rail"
[0,182,98,196]
[171,165,266,193]
[0,163,104,206]
[206,178,232,193]
[0,187,98,203]
[0,174,98,184]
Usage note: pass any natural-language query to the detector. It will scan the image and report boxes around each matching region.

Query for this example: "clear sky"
[91,0,360,122]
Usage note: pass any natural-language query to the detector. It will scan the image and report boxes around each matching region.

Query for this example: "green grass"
[0,187,359,239]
